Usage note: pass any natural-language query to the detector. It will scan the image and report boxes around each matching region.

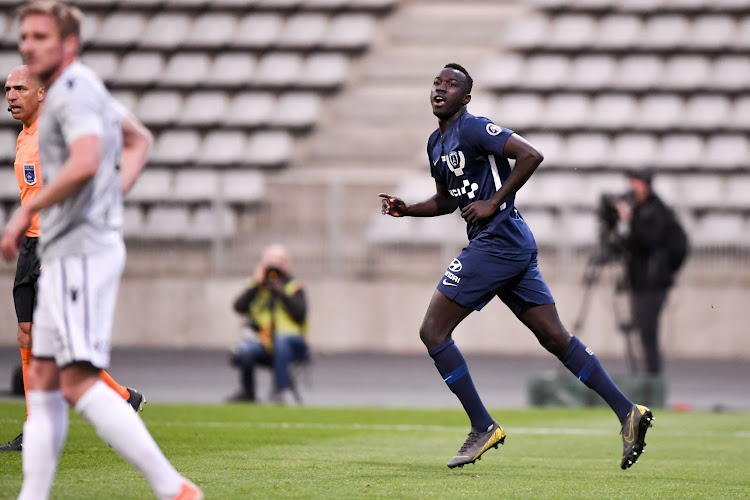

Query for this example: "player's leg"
[98,369,146,412]
[421,290,504,468]
[17,357,68,500]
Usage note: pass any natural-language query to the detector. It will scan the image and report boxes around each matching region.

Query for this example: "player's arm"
[120,112,153,195]
[1,135,100,261]
[379,182,457,218]
[461,133,543,225]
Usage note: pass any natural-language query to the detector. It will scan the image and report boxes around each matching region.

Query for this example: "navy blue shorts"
[436,246,554,315]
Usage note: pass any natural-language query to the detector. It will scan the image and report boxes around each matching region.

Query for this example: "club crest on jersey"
[486,123,503,136]
[442,150,465,176]
[23,164,37,185]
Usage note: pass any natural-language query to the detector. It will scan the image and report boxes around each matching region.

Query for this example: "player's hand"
[461,200,497,225]
[0,206,32,262]
[378,193,407,217]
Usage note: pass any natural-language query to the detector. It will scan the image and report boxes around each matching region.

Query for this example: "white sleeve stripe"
[488,154,507,211]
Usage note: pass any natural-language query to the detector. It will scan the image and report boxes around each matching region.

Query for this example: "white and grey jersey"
[37,61,126,260]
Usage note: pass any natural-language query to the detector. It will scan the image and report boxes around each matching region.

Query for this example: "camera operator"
[230,244,308,404]
[613,169,687,376]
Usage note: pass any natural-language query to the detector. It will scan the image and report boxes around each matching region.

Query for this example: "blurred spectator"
[229,244,308,404]
[615,168,688,375]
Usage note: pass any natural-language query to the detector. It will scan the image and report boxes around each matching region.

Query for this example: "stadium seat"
[492,94,544,130]
[525,55,571,90]
[0,164,19,199]
[690,15,736,50]
[539,94,591,129]
[704,134,749,170]
[110,90,139,113]
[127,169,174,204]
[614,56,664,91]
[517,210,559,247]
[724,175,750,209]
[271,92,322,130]
[465,93,495,120]
[186,13,237,49]
[582,173,629,207]
[139,13,192,50]
[637,95,684,131]
[80,51,120,83]
[545,15,597,50]
[682,95,731,131]
[529,173,582,207]
[150,130,202,165]
[136,90,183,127]
[480,55,525,90]
[141,207,192,240]
[116,52,165,86]
[211,53,256,88]
[245,131,293,168]
[0,52,22,80]
[178,91,231,127]
[736,16,750,50]
[638,15,690,51]
[302,0,350,9]
[568,56,617,90]
[651,175,679,206]
[589,94,637,130]
[561,134,611,170]
[298,53,349,90]
[523,133,564,166]
[219,170,266,204]
[657,135,704,170]
[664,56,712,91]
[95,12,146,48]
[197,131,248,167]
[610,134,659,168]
[559,210,598,247]
[231,13,284,49]
[172,169,220,202]
[712,56,750,91]
[161,53,212,88]
[323,14,376,51]
[226,92,275,128]
[188,206,237,241]
[729,96,750,130]
[80,13,100,47]
[691,213,745,248]
[277,13,329,49]
[595,15,643,50]
[256,0,302,8]
[678,174,724,209]
[500,15,549,51]
[255,53,304,88]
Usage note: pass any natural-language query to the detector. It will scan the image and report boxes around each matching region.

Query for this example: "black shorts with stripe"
[13,236,40,324]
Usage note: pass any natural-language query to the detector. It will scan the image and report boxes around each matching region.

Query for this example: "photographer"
[230,244,308,403]
[614,169,688,376]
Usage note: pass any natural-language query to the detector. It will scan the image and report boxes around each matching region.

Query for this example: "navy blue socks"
[429,339,493,431]
[560,336,633,422]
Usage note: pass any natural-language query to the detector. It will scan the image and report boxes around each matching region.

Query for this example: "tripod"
[571,249,639,375]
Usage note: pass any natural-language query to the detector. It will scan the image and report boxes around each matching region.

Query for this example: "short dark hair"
[444,63,473,94]
[627,167,654,186]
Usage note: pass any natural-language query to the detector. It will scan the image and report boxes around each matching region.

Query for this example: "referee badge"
[24,164,37,185]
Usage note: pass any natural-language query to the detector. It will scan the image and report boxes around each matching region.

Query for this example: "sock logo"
[585,347,594,356]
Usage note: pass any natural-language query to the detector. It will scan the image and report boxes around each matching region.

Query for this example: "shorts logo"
[486,123,502,136]
[449,258,462,272]
[441,150,465,176]
[24,164,37,185]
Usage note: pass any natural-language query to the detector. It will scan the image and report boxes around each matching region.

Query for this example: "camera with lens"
[264,266,285,284]
[595,190,635,263]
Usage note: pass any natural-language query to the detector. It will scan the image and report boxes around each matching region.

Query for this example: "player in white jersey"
[0,2,201,499]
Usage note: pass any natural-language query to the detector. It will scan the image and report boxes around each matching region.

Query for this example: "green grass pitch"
[1,402,748,499]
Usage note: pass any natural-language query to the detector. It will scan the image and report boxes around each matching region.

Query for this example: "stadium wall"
[0,275,747,361]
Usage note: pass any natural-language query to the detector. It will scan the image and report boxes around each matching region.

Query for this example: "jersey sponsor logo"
[486,123,502,136]
[441,150,465,176]
[23,164,37,185]
[449,258,462,272]
[448,179,479,199]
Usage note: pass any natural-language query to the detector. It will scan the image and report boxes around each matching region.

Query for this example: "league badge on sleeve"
[486,123,503,136]
[24,164,37,186]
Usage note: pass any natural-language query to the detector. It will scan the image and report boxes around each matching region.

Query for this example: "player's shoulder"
[53,61,106,98]
[459,112,513,140]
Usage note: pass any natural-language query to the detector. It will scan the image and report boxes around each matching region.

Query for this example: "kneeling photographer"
[610,169,688,376]
[230,244,308,404]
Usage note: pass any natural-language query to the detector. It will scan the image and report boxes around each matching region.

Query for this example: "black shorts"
[13,236,40,324]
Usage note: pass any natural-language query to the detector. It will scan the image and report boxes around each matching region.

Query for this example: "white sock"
[18,390,69,500]
[74,381,183,499]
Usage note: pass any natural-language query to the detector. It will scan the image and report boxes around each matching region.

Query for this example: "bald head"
[261,244,291,274]
[5,65,45,129]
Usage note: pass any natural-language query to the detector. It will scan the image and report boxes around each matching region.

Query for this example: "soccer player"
[0,2,201,498]
[378,63,653,470]
[0,64,145,453]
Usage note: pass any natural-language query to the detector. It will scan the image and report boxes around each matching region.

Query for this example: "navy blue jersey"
[428,111,537,254]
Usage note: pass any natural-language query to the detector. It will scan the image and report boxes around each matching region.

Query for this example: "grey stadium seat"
[139,13,192,50]
[690,15,736,50]
[225,92,275,128]
[524,55,570,90]
[197,131,248,167]
[161,53,212,88]
[96,12,147,47]
[323,14,376,51]
[127,169,174,204]
[81,52,120,83]
[663,56,712,91]
[704,135,749,170]
[610,134,659,168]
[116,53,165,86]
[298,53,349,90]
[141,207,192,240]
[172,170,220,203]
[186,13,237,49]
[545,15,597,50]
[211,53,256,88]
[188,207,237,241]
[231,14,284,50]
[712,56,750,92]
[255,53,304,88]
[637,95,684,131]
[150,130,202,165]
[657,135,704,170]
[219,170,266,204]
[540,94,591,129]
[682,95,732,131]
[277,14,329,49]
[136,91,183,127]
[595,15,643,50]
[493,94,544,131]
[614,56,664,91]
[271,92,322,130]
[178,91,231,127]
[589,94,637,130]
[569,56,617,91]
[245,131,293,168]
[638,15,690,51]
[500,15,549,51]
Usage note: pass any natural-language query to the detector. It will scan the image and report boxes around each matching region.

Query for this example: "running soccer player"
[0,2,201,498]
[0,64,145,454]
[378,63,653,470]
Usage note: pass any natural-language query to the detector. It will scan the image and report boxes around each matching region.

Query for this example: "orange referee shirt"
[13,120,42,237]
